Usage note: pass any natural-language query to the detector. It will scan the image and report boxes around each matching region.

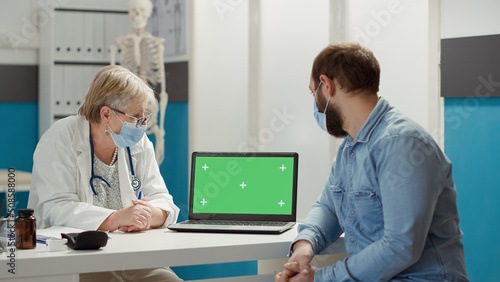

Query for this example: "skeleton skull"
[128,0,153,30]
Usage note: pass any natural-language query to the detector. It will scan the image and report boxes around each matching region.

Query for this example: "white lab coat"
[28,116,179,230]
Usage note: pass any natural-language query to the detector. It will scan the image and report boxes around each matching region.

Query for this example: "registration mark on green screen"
[193,156,294,215]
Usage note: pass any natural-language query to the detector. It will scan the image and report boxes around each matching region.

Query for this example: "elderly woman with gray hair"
[28,65,182,281]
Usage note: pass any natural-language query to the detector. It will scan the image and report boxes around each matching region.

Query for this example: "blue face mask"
[108,113,147,148]
[313,81,331,132]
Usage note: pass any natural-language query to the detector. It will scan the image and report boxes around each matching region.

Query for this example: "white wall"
[0,0,39,64]
[346,0,433,131]
[441,0,500,39]
[190,0,333,220]
[189,0,440,220]
[189,0,250,152]
[258,0,331,220]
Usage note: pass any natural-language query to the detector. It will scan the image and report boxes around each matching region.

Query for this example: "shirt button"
[350,238,355,242]
[350,152,355,156]
[351,210,355,215]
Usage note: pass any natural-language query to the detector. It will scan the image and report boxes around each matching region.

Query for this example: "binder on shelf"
[73,65,94,113]
[61,65,75,116]
[72,12,85,61]
[62,12,75,60]
[93,13,106,61]
[53,65,65,116]
[91,65,102,86]
[83,13,95,61]
[119,15,133,61]
[54,12,67,60]
[72,66,83,114]
[105,13,131,62]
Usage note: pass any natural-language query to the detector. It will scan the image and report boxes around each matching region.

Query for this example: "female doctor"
[28,65,182,281]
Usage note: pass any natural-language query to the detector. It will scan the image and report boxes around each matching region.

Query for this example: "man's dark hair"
[312,42,380,94]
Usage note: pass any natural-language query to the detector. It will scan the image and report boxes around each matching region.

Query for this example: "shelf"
[38,7,130,137]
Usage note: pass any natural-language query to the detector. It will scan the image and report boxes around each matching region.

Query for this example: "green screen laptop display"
[190,152,298,219]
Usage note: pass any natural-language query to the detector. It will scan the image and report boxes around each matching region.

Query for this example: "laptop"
[167,152,298,234]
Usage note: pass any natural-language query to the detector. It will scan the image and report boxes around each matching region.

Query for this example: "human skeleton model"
[110,0,167,165]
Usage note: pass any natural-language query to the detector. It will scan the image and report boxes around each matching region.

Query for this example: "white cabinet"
[39,7,130,137]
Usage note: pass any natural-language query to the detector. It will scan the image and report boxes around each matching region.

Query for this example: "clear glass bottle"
[15,208,36,249]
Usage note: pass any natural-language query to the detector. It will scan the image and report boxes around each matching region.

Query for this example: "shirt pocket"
[352,190,384,236]
[330,185,346,227]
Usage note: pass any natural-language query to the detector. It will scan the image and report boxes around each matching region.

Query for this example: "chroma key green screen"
[192,156,295,215]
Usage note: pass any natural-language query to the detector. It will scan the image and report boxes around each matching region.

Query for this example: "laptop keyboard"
[184,220,290,227]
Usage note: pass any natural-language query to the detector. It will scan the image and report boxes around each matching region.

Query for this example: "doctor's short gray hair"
[78,65,154,124]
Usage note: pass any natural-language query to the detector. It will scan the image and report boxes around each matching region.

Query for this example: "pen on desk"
[5,201,19,218]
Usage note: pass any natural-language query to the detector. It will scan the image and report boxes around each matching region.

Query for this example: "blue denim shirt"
[293,98,468,281]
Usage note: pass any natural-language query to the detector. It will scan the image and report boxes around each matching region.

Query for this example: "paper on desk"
[37,226,86,240]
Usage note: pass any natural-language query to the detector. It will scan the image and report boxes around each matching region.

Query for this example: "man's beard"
[325,103,348,138]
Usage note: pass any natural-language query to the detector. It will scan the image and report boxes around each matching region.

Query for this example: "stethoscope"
[89,132,142,197]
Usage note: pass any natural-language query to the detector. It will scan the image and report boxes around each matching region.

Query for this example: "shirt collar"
[346,97,392,144]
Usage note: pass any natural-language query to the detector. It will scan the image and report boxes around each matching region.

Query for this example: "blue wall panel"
[0,102,38,172]
[147,102,189,222]
[444,97,500,281]
[0,102,38,216]
[171,261,258,281]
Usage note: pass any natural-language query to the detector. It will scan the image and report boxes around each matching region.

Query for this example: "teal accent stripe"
[0,102,38,172]
[444,97,500,281]
[148,102,189,222]
[171,261,258,280]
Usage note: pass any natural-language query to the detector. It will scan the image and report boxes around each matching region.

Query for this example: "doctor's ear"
[100,106,113,123]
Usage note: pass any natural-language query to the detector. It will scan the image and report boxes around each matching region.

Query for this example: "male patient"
[275,42,468,281]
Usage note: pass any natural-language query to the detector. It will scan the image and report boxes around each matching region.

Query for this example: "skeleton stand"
[110,32,167,165]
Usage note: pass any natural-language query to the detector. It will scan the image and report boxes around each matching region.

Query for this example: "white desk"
[0,226,345,281]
